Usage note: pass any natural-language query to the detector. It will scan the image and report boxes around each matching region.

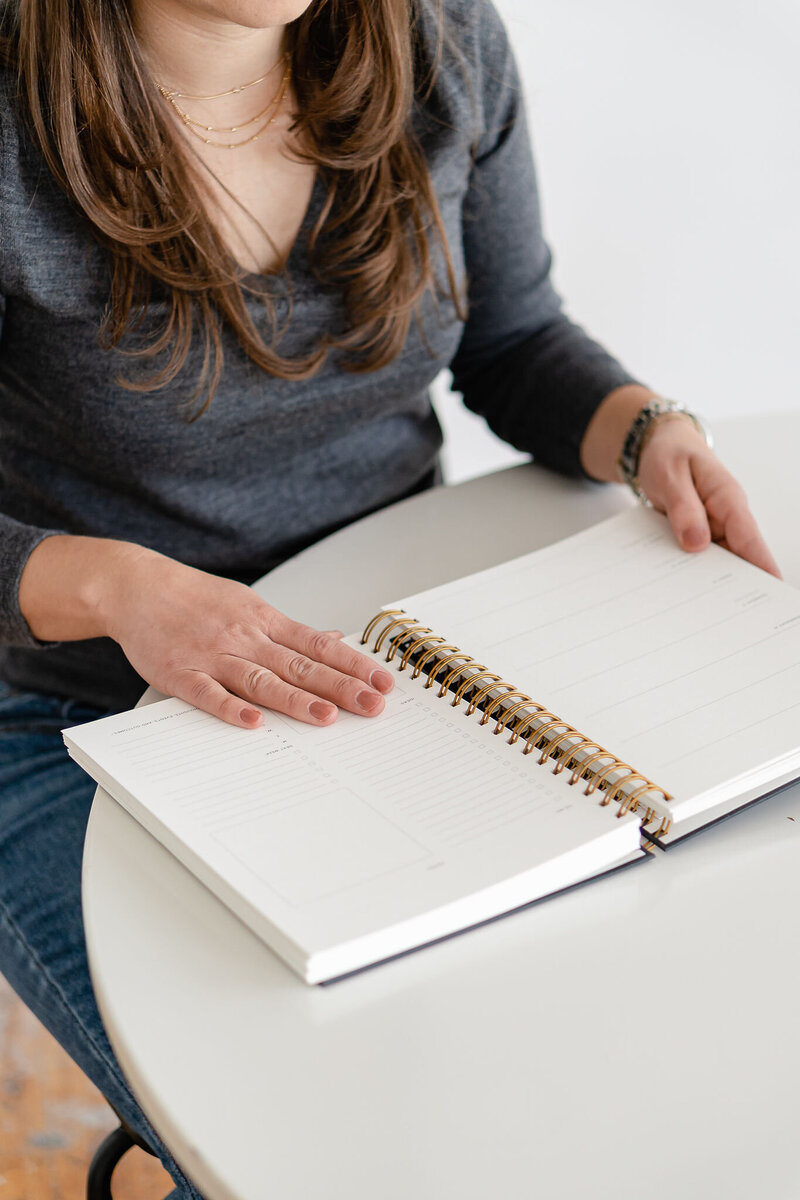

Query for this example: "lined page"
[65,672,640,970]
[395,507,800,820]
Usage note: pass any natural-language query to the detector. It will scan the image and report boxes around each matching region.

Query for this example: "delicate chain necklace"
[156,60,291,150]
[157,54,285,103]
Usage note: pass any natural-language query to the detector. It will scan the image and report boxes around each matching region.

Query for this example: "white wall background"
[436,0,800,482]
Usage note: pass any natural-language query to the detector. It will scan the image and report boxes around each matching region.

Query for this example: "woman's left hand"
[636,414,781,577]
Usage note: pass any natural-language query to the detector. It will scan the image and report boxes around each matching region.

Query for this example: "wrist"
[88,540,164,642]
[19,535,161,642]
[579,384,659,482]
[619,401,713,501]
[638,410,707,461]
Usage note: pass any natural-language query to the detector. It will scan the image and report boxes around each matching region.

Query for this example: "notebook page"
[393,507,800,822]
[65,668,640,975]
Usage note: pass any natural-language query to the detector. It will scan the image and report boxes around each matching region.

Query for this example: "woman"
[0,0,777,1193]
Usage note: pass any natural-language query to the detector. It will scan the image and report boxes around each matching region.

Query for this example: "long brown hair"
[0,0,462,410]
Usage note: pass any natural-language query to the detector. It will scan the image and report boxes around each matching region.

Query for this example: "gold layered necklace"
[156,55,291,150]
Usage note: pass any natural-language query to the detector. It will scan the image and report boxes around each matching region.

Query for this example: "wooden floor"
[0,973,173,1200]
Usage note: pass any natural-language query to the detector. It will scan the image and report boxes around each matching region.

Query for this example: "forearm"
[18,534,155,642]
[454,320,640,478]
[18,532,394,731]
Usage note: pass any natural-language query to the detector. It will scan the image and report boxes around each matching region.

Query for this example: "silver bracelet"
[618,399,713,502]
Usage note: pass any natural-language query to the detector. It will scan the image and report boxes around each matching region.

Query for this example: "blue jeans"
[0,683,204,1198]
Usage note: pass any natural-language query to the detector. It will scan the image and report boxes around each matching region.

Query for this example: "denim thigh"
[0,683,204,1198]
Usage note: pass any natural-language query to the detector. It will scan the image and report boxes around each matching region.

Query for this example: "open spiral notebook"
[64,507,800,983]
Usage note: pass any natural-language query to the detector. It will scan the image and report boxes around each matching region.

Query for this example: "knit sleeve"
[0,509,61,647]
[449,0,639,477]
[0,75,63,647]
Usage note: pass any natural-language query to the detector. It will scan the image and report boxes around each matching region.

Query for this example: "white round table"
[83,414,800,1200]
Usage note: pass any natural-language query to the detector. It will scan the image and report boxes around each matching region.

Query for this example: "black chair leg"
[87,1119,158,1200]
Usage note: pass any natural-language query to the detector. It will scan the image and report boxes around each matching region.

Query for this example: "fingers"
[220,646,391,722]
[272,619,395,695]
[175,664,346,730]
[711,501,782,578]
[225,657,347,723]
[687,453,782,576]
[656,454,712,553]
[171,617,398,730]
[640,433,781,577]
[173,670,269,730]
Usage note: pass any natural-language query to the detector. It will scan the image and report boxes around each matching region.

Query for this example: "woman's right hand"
[19,536,393,729]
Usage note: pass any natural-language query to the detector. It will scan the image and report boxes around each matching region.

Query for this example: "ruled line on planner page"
[106,717,335,828]
[209,784,432,909]
[414,563,764,681]
[178,756,317,810]
[116,717,242,777]
[599,668,800,786]
[550,618,800,757]
[433,534,670,626]
[394,522,674,629]
[587,651,800,726]
[310,695,556,851]
[658,699,800,772]
[536,603,763,693]
[95,706,436,908]
[483,559,708,657]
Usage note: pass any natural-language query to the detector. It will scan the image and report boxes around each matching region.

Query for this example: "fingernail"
[682,526,707,550]
[309,701,336,722]
[240,708,261,726]
[356,690,383,713]
[369,669,394,694]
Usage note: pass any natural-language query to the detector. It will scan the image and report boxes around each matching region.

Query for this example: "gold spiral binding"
[374,615,424,655]
[512,711,557,749]
[617,784,651,818]
[509,710,560,751]
[385,625,432,663]
[505,707,549,743]
[407,637,448,675]
[412,643,461,682]
[360,607,673,835]
[535,730,572,766]
[589,760,639,804]
[555,739,604,778]
[426,651,473,691]
[467,681,517,718]
[523,718,570,760]
[453,669,502,707]
[361,608,405,646]
[569,747,618,788]
[481,690,532,727]
[607,772,656,806]
[437,660,488,698]
[495,699,545,738]
[542,728,590,771]
[399,633,441,672]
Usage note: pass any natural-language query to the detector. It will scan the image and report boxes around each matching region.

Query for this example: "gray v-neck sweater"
[0,0,635,709]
